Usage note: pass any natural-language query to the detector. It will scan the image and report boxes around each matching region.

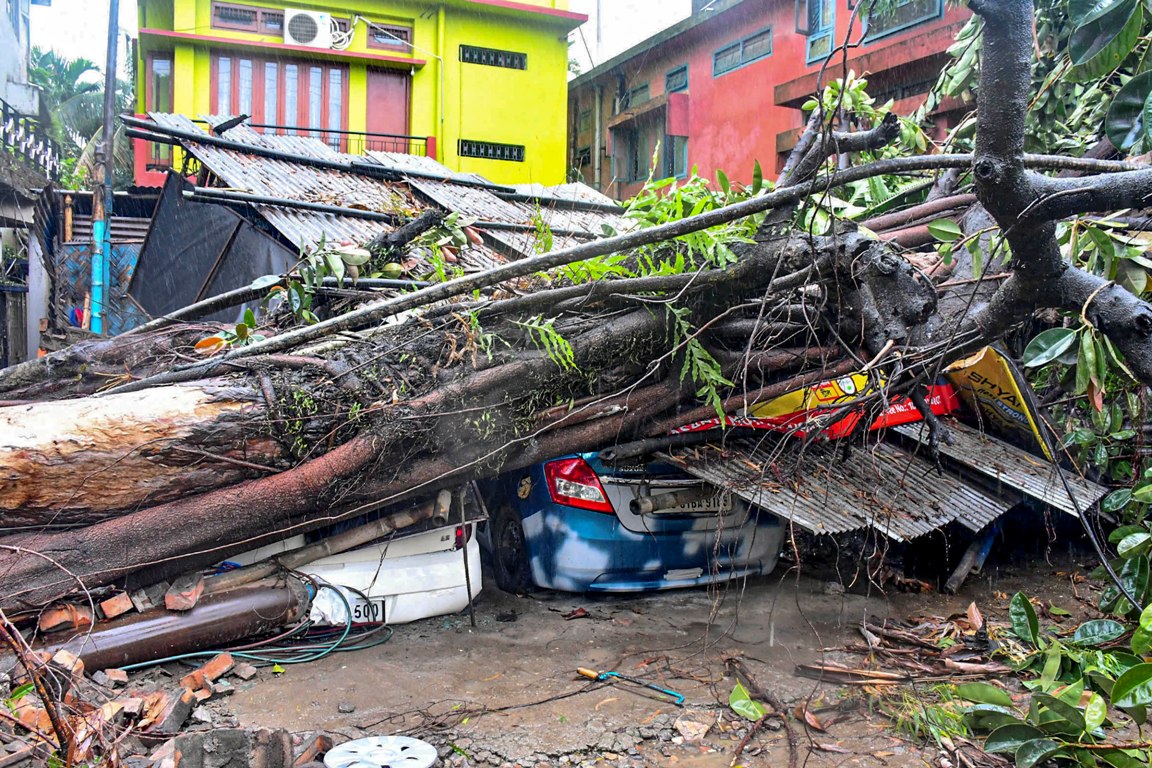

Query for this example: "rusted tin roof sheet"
[661,434,1006,541]
[149,114,414,251]
[147,114,622,269]
[661,419,1108,540]
[891,420,1107,517]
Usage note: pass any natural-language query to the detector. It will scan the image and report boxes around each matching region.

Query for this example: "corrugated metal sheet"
[365,150,489,185]
[661,435,1007,541]
[512,182,621,208]
[891,419,1107,516]
[148,114,628,274]
[148,114,516,273]
[151,113,412,250]
[407,178,629,257]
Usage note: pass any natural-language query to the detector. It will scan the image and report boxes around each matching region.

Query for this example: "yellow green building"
[133,0,585,185]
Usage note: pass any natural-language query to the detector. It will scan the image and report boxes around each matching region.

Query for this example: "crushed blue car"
[479,451,785,593]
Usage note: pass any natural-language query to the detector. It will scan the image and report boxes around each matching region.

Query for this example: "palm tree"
[29,47,136,188]
[28,47,104,150]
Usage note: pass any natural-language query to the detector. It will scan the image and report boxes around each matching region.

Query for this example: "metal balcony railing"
[1,98,61,180]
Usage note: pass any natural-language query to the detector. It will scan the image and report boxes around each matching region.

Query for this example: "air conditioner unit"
[284,9,333,48]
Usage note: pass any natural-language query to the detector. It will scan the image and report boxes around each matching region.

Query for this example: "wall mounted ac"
[284,10,333,48]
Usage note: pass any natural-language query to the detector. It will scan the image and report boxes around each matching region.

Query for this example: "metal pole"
[91,0,119,336]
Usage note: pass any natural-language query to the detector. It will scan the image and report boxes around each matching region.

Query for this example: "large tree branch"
[784,113,903,188]
[1029,169,1152,221]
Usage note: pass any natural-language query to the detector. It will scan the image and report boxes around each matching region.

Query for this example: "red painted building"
[567,0,970,199]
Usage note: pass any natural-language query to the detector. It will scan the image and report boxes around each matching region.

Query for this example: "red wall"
[569,0,971,199]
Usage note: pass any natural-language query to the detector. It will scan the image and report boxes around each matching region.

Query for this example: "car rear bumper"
[523,508,784,593]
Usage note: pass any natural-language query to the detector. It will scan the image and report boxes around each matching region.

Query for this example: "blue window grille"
[712,27,773,76]
[797,0,835,64]
[862,0,944,41]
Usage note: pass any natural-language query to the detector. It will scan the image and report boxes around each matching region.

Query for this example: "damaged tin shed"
[123,113,626,321]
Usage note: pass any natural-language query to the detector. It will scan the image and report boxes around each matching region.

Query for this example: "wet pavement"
[219,542,1093,767]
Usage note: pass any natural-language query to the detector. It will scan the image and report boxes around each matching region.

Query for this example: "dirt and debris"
[0,524,1101,768]
[0,547,1056,768]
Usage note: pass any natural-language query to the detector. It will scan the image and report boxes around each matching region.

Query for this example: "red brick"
[164,574,205,612]
[99,592,135,620]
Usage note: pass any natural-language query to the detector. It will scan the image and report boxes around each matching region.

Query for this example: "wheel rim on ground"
[323,735,439,768]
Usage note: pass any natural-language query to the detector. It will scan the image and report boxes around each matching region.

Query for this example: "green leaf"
[1111,662,1152,707]
[927,218,964,242]
[1041,646,1063,688]
[1119,532,1152,558]
[249,274,281,290]
[1120,260,1149,295]
[1133,483,1152,503]
[984,723,1045,754]
[1122,702,1148,725]
[1076,333,1095,394]
[716,169,730,196]
[1022,328,1078,368]
[1072,619,1127,646]
[338,247,373,267]
[1015,738,1064,768]
[234,322,249,341]
[287,283,305,312]
[955,682,1014,707]
[1104,490,1134,513]
[1099,748,1150,768]
[1011,592,1040,645]
[243,308,257,329]
[1107,70,1152,150]
[729,683,766,721]
[1072,0,1135,26]
[1101,555,1151,614]
[1140,601,1152,631]
[1033,693,1088,733]
[1070,0,1141,77]
[1111,524,1146,544]
[324,251,346,284]
[7,683,32,703]
[1131,624,1152,655]
[751,160,763,195]
[1084,692,1107,732]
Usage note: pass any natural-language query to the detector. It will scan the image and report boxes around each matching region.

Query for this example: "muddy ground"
[185,522,1099,768]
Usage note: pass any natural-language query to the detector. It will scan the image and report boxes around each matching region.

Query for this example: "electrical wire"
[329,15,357,51]
[117,579,391,671]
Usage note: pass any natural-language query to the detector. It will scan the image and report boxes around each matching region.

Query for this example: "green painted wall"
[135,0,582,184]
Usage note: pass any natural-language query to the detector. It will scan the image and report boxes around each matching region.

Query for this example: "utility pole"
[91,0,119,336]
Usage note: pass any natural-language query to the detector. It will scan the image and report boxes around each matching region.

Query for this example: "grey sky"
[568,0,691,73]
[30,1,687,77]
[30,0,137,75]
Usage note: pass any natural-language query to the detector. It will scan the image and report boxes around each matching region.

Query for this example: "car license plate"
[348,597,386,624]
[649,491,733,515]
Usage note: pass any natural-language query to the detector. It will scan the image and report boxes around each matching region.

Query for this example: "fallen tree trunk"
[7,0,1152,613]
[0,382,281,527]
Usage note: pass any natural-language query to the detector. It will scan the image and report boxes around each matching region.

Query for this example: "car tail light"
[453,524,473,550]
[544,457,614,513]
